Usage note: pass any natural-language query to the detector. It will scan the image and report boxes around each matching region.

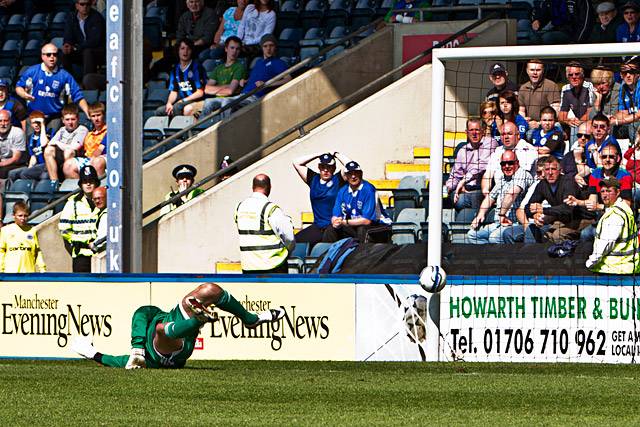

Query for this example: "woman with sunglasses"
[491,90,529,143]
[479,101,497,137]
[561,121,592,190]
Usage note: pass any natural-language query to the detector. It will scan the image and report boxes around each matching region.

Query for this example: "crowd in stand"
[445,56,640,274]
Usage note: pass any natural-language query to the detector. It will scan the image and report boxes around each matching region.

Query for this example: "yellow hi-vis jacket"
[58,193,97,258]
[590,199,640,274]
[235,195,288,271]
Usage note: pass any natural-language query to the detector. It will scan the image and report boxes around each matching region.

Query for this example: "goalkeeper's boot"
[245,307,286,329]
[71,336,97,359]
[125,348,146,370]
[185,297,218,322]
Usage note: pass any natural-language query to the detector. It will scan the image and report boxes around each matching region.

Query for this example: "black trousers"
[295,224,326,245]
[73,256,92,273]
[322,224,392,243]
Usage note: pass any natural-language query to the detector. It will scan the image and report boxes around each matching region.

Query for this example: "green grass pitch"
[1,360,639,425]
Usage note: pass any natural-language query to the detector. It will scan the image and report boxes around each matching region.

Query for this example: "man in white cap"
[589,2,622,43]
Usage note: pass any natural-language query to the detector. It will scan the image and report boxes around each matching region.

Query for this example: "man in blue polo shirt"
[322,161,390,243]
[293,152,351,245]
[15,43,89,120]
[584,113,621,169]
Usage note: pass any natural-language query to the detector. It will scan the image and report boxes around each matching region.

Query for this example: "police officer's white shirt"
[249,192,296,252]
[586,198,628,269]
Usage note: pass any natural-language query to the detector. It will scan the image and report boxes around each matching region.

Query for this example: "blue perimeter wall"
[0,273,638,286]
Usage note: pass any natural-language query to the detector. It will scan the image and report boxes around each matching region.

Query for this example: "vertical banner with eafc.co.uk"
[105,0,123,272]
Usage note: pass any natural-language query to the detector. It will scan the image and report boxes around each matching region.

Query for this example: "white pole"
[427,52,446,268]
[434,41,640,61]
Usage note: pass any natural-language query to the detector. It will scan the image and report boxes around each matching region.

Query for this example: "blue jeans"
[467,222,521,244]
[452,189,483,211]
[500,224,539,244]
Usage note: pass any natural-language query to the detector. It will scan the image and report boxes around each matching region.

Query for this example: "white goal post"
[427,42,640,267]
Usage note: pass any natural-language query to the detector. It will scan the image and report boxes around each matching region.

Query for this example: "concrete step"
[385,163,430,180]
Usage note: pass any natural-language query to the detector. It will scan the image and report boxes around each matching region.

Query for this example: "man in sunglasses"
[584,113,621,169]
[614,59,640,140]
[468,150,534,244]
[15,43,89,121]
[482,121,537,196]
[585,177,640,274]
[565,144,633,240]
[62,0,106,77]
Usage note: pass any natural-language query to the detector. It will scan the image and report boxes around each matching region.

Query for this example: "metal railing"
[388,4,515,22]
[141,12,499,219]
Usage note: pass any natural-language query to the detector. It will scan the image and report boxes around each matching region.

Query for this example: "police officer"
[586,177,640,274]
[160,164,204,215]
[59,165,99,272]
[235,174,295,274]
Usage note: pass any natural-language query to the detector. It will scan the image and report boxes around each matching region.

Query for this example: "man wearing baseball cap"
[586,177,640,274]
[323,160,391,243]
[0,79,27,130]
[160,164,204,215]
[485,63,518,104]
[616,1,640,43]
[293,151,352,244]
[58,164,100,272]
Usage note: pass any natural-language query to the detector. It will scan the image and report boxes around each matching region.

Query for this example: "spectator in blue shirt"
[241,34,291,100]
[614,59,640,140]
[293,152,351,245]
[8,110,53,182]
[15,43,89,120]
[0,79,28,131]
[585,113,621,169]
[322,161,390,243]
[616,1,640,42]
[157,39,207,116]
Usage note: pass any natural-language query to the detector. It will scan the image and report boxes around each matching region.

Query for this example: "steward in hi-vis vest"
[234,173,295,274]
[58,165,100,272]
[586,177,640,274]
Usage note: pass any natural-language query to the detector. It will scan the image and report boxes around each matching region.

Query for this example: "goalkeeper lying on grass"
[72,282,285,369]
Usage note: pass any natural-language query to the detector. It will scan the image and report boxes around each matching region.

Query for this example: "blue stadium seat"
[0,40,23,66]
[50,37,64,49]
[278,27,304,58]
[28,13,49,31]
[31,179,56,202]
[375,0,395,19]
[144,8,164,50]
[299,27,325,47]
[144,88,169,110]
[300,0,326,31]
[454,0,483,20]
[277,0,302,33]
[0,66,15,82]
[22,39,42,66]
[431,0,454,21]
[164,115,195,143]
[49,11,67,37]
[303,242,332,273]
[299,46,321,64]
[325,0,350,31]
[351,0,376,28]
[4,14,26,40]
[83,89,99,104]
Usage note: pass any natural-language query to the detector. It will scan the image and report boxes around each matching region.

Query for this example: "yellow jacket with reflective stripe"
[234,195,288,271]
[58,193,97,258]
[591,200,640,274]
